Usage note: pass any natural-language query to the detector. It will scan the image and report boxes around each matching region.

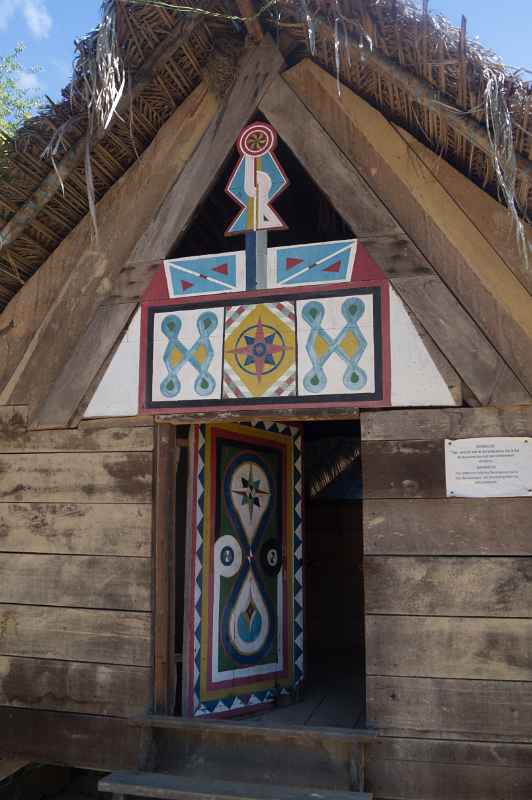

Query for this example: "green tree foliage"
[0,44,41,138]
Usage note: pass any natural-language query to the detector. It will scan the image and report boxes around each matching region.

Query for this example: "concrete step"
[98,772,373,800]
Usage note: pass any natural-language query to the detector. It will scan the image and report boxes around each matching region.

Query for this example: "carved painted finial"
[225,122,288,236]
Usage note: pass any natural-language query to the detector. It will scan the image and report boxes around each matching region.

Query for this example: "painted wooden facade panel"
[183,422,303,717]
[86,287,456,419]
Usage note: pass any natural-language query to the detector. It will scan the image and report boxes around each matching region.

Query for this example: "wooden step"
[131,714,376,744]
[98,772,373,800]
[129,715,375,790]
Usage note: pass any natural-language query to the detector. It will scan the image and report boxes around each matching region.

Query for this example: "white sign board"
[445,437,532,498]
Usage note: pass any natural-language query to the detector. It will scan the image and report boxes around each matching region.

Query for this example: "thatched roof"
[0,0,530,312]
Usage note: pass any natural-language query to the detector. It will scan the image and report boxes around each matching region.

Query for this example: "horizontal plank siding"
[0,656,150,716]
[367,675,532,740]
[0,502,151,556]
[363,498,532,555]
[0,604,150,666]
[361,406,532,441]
[0,411,155,720]
[0,707,141,769]
[366,736,532,800]
[0,554,151,610]
[365,556,532,617]
[366,615,532,681]
[0,426,154,453]
[0,452,152,502]
[362,440,445,498]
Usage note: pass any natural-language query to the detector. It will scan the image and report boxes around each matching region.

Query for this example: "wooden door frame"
[152,422,180,714]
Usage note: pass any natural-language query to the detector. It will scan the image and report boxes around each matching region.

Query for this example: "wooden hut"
[0,2,531,798]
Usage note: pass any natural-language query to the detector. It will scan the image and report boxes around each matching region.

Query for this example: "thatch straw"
[0,0,530,312]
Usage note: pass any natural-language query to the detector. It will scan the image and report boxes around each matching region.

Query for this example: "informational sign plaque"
[445,437,532,498]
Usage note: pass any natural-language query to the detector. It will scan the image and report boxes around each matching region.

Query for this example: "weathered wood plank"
[285,59,532,397]
[0,421,154,453]
[0,759,28,780]
[0,502,151,556]
[361,406,532,441]
[366,615,532,680]
[32,303,138,429]
[260,76,401,238]
[0,707,140,769]
[0,554,151,610]
[0,406,27,436]
[26,37,285,430]
[365,556,532,617]
[0,656,150,717]
[363,498,532,555]
[362,440,445,498]
[0,81,218,407]
[389,274,530,405]
[99,772,372,800]
[0,604,150,666]
[0,452,152,502]
[367,735,532,800]
[399,126,532,296]
[0,83,218,407]
[153,425,178,714]
[367,675,532,741]
[260,74,529,406]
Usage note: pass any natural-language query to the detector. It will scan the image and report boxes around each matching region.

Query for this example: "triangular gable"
[19,38,531,429]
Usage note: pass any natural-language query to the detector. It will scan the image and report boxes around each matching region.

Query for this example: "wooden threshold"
[130,714,377,744]
[99,772,373,800]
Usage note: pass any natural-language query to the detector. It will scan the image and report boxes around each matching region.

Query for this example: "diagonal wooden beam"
[315,21,532,186]
[259,75,530,406]
[282,60,532,396]
[29,36,285,429]
[0,18,202,253]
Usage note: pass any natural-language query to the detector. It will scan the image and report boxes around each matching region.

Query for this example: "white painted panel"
[84,309,141,418]
[390,288,457,406]
[85,288,458,419]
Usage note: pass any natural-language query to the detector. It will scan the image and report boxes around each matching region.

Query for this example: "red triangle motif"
[286,257,303,270]
[213,263,229,275]
[324,260,341,273]
[181,280,194,291]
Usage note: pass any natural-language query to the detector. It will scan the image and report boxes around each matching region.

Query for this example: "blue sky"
[0,0,530,105]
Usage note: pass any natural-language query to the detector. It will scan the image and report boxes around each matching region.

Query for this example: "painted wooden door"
[182,421,303,717]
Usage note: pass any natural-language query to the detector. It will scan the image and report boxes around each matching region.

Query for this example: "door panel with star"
[182,422,303,717]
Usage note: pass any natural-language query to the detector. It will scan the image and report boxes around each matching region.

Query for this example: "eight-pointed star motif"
[227,317,291,383]
[232,462,271,522]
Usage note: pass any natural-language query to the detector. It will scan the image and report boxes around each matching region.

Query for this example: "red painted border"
[138,241,392,415]
[204,427,291,695]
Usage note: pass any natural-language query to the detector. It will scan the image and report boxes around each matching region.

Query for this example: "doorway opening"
[171,420,365,729]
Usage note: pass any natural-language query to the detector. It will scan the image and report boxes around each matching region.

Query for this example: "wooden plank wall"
[361,406,532,800]
[0,406,153,718]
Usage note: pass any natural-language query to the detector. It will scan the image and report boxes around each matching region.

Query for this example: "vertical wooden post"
[152,423,180,714]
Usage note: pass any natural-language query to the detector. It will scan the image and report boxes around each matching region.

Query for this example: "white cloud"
[22,0,52,39]
[0,0,52,38]
[17,69,41,90]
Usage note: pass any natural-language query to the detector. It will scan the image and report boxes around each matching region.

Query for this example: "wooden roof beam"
[22,36,285,429]
[316,21,532,186]
[259,74,530,406]
[236,0,264,43]
[277,60,532,399]
[0,18,202,254]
